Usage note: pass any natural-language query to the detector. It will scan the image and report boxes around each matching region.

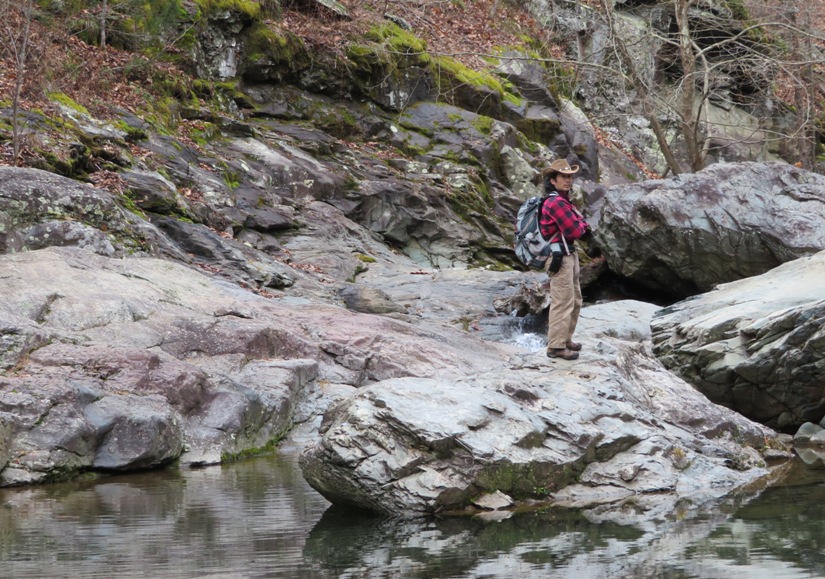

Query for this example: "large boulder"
[299,301,785,516]
[0,246,515,485]
[592,162,825,299]
[651,251,825,432]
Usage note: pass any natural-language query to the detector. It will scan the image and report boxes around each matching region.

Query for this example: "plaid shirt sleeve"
[539,195,589,241]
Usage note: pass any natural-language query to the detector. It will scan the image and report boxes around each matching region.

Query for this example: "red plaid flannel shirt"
[538,193,589,243]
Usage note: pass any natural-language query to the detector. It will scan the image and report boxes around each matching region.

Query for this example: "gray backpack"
[513,192,558,269]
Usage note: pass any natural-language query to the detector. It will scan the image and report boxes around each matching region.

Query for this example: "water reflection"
[0,453,823,578]
[304,505,645,578]
[679,479,825,578]
[0,455,330,578]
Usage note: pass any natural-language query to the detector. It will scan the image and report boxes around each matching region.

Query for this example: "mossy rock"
[514,116,562,145]
[364,23,428,62]
[195,0,261,20]
[429,56,524,122]
[474,459,584,500]
[241,23,309,80]
[345,23,430,94]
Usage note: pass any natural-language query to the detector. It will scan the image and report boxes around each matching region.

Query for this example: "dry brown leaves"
[282,0,554,71]
[289,262,325,273]
[179,187,204,202]
[0,5,185,123]
[89,170,129,195]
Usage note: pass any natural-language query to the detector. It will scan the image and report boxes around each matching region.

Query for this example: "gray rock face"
[592,162,825,298]
[0,246,515,485]
[300,301,781,516]
[651,251,825,432]
[0,166,182,259]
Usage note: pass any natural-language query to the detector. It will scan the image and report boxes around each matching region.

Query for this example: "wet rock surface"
[651,251,825,432]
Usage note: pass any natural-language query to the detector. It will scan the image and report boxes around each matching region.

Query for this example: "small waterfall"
[504,311,546,352]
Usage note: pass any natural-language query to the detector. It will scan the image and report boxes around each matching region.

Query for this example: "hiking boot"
[566,340,582,351]
[546,348,579,360]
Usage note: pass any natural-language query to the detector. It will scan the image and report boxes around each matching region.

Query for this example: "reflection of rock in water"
[304,497,804,579]
[795,447,825,468]
[303,503,648,578]
[304,460,825,578]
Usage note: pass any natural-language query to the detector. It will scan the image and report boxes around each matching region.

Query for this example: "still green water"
[1,451,824,579]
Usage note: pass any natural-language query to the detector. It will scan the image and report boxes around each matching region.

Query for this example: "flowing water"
[2,450,825,579]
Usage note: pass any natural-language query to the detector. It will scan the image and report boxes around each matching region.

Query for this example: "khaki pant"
[545,252,582,349]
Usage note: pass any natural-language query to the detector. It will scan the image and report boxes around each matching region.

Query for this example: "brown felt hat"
[542,159,580,178]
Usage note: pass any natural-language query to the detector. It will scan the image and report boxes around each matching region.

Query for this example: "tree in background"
[747,1,821,169]
[587,0,825,174]
[0,0,36,165]
[64,0,185,51]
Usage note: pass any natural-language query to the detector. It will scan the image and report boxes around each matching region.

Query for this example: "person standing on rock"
[540,158,591,360]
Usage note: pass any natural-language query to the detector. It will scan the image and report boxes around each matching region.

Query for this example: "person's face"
[551,173,573,192]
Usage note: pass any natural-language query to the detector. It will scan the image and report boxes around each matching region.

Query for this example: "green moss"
[397,117,434,138]
[503,91,522,106]
[115,120,148,142]
[64,0,185,50]
[245,22,305,64]
[139,95,180,135]
[195,0,261,20]
[546,62,576,102]
[34,149,84,179]
[312,107,359,139]
[346,43,378,62]
[365,23,428,58]
[48,92,89,116]
[430,56,522,106]
[39,467,96,485]
[477,259,511,272]
[440,150,463,164]
[119,194,147,217]
[190,122,220,147]
[471,115,494,136]
[398,142,429,158]
[473,461,583,500]
[453,316,475,331]
[447,177,493,221]
[346,263,369,283]
[220,435,282,463]
[222,169,241,190]
[515,131,540,155]
[347,23,429,78]
[357,254,377,263]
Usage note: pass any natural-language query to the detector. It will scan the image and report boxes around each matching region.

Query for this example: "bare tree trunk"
[675,0,705,171]
[101,0,108,48]
[800,6,816,169]
[599,0,684,175]
[3,0,34,166]
[781,5,816,169]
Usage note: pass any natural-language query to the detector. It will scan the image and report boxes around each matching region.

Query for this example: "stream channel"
[1,446,824,578]
[3,289,824,578]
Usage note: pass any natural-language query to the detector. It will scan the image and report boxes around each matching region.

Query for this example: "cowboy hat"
[542,158,580,178]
